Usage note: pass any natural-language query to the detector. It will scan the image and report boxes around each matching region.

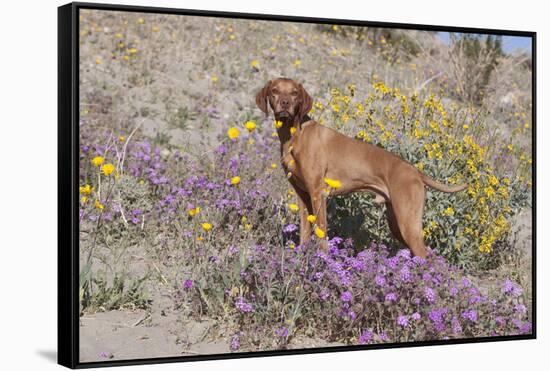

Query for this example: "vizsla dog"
[255,78,468,258]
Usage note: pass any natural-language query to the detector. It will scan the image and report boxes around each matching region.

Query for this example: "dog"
[255,78,467,257]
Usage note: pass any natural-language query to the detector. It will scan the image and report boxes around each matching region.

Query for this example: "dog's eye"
[272,89,279,95]
[291,91,298,96]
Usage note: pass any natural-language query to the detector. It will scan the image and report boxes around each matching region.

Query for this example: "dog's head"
[255,78,312,121]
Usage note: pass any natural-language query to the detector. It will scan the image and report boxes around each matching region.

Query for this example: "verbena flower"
[397,315,409,327]
[341,291,353,302]
[182,279,193,290]
[461,310,478,322]
[235,296,253,313]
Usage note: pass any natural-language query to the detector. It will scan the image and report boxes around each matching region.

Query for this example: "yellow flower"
[274,120,283,129]
[227,127,240,140]
[81,196,88,204]
[314,227,325,239]
[101,163,115,176]
[152,25,160,32]
[270,163,278,169]
[137,17,145,24]
[288,203,299,212]
[293,59,301,67]
[244,121,256,132]
[188,207,200,217]
[463,124,469,129]
[95,57,102,65]
[197,236,204,241]
[94,200,104,210]
[307,215,317,223]
[324,177,342,189]
[91,156,105,167]
[331,25,339,31]
[443,207,455,216]
[201,222,213,232]
[118,135,126,142]
[231,176,241,185]
[415,163,424,171]
[250,59,259,69]
[79,184,92,195]
[290,127,297,135]
[211,75,218,83]
[128,48,138,54]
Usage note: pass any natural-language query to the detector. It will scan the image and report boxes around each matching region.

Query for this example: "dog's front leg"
[311,191,328,251]
[291,184,313,246]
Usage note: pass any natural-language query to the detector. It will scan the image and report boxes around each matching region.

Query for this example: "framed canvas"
[58,2,536,368]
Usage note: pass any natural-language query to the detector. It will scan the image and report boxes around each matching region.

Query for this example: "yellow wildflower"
[290,127,297,135]
[230,176,241,185]
[101,163,115,176]
[307,215,317,223]
[211,75,218,83]
[274,120,283,129]
[79,184,92,195]
[250,59,259,69]
[244,121,256,132]
[91,156,105,167]
[324,177,342,189]
[188,207,200,217]
[227,127,240,140]
[270,163,278,169]
[81,196,88,204]
[288,203,299,212]
[201,222,213,232]
[94,200,104,210]
[118,135,126,142]
[314,227,325,239]
[443,207,455,216]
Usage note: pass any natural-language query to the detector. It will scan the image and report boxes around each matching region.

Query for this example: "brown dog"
[255,78,467,257]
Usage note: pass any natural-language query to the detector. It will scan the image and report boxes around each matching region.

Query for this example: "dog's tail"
[421,174,468,193]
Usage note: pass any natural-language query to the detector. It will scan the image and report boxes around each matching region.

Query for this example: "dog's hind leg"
[386,203,406,246]
[389,181,428,258]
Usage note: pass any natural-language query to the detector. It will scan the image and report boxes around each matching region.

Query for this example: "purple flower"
[424,287,436,303]
[275,327,289,337]
[411,312,421,321]
[375,275,386,286]
[182,279,193,290]
[235,296,253,313]
[449,287,459,296]
[319,289,331,301]
[98,351,110,359]
[341,291,353,302]
[451,316,463,334]
[385,292,398,302]
[283,223,298,233]
[514,304,527,314]
[230,333,241,351]
[502,279,523,297]
[358,329,374,344]
[461,310,478,322]
[397,315,409,327]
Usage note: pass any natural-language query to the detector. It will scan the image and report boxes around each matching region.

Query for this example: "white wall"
[0,0,545,369]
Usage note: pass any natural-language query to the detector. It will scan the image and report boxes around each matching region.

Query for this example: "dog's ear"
[255,80,272,116]
[297,83,313,120]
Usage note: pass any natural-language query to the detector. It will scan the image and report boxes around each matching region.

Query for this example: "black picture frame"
[58,2,537,368]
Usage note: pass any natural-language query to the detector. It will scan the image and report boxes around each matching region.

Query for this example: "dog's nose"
[280,98,289,108]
